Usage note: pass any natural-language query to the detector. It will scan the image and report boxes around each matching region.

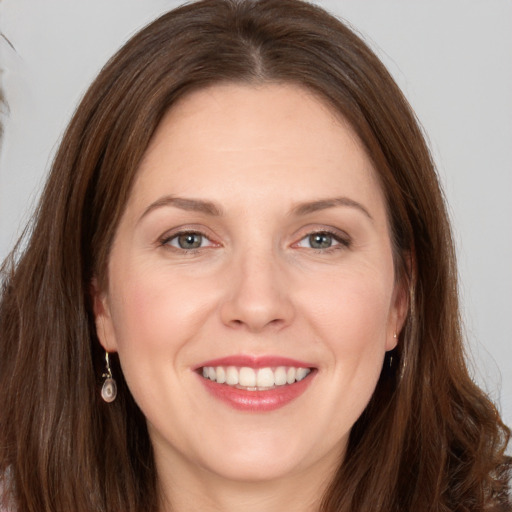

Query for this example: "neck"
[156,449,340,512]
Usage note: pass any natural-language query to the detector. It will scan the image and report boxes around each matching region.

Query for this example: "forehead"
[129,82,386,223]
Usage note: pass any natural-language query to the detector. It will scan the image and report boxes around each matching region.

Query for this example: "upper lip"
[194,355,315,370]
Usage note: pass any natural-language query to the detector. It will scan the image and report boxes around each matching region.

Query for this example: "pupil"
[178,233,202,249]
[310,233,332,249]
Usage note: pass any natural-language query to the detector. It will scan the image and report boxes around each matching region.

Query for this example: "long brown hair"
[1,1,510,510]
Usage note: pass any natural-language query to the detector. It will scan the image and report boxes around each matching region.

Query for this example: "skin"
[94,83,407,512]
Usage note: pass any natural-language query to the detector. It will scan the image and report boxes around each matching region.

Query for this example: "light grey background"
[1,1,511,431]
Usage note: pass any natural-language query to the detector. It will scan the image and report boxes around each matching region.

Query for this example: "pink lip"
[194,355,314,370]
[195,355,316,412]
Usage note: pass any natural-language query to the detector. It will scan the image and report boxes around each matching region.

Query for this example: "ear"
[386,263,411,351]
[90,277,118,353]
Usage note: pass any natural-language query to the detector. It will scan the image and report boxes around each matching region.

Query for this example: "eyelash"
[294,230,351,252]
[160,230,217,253]
[159,228,351,253]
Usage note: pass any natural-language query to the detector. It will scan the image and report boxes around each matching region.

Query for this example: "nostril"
[219,285,295,332]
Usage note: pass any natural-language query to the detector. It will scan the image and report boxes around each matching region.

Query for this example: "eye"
[295,231,350,250]
[162,231,215,251]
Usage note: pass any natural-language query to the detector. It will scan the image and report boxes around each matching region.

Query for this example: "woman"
[0,0,510,510]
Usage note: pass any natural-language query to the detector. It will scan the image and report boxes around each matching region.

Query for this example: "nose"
[219,250,295,333]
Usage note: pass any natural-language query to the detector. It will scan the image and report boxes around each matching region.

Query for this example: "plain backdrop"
[0,0,511,432]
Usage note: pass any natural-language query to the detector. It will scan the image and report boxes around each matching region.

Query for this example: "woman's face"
[94,83,405,486]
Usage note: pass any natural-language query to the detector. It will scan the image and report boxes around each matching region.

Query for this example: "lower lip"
[198,371,315,412]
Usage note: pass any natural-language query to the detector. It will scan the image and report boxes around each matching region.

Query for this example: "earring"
[101,352,117,403]
[389,333,398,368]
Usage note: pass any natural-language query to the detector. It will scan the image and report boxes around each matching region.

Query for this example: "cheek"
[318,281,390,405]
[107,260,221,358]
[301,266,394,351]
[105,264,213,413]
[288,265,394,444]
[297,263,394,405]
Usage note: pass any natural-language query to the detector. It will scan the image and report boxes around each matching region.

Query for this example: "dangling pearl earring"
[101,352,117,403]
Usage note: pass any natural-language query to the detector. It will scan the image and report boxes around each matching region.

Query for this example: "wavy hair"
[0,1,510,510]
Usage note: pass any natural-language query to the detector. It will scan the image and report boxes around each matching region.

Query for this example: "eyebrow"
[139,195,372,222]
[291,197,373,221]
[139,196,223,221]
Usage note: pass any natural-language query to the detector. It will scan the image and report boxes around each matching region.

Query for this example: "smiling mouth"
[200,365,312,391]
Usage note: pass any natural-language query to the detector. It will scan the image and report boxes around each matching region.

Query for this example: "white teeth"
[296,367,309,381]
[274,366,287,386]
[239,367,256,387]
[256,368,275,388]
[216,366,226,384]
[201,365,311,389]
[226,366,239,386]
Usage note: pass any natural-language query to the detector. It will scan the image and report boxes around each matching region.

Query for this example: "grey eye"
[163,230,216,251]
[295,231,349,251]
[176,233,203,249]
[308,233,333,249]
